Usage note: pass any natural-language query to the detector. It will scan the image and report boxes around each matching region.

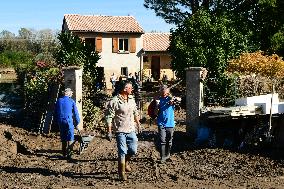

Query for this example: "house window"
[119,38,129,52]
[84,38,96,48]
[121,67,128,76]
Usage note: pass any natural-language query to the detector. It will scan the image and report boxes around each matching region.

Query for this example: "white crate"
[254,103,279,114]
[235,94,279,106]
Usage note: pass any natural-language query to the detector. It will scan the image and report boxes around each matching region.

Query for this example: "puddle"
[0,83,23,118]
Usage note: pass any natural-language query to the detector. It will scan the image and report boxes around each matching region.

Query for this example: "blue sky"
[0,0,174,35]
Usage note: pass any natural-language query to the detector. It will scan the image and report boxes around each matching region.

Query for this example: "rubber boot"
[62,141,67,158]
[165,144,172,160]
[66,141,74,160]
[125,155,132,172]
[160,144,167,163]
[118,158,127,181]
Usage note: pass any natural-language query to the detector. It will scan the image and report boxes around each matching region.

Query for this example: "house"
[142,33,174,81]
[62,14,174,89]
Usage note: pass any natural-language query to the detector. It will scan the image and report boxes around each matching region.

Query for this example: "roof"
[143,33,170,52]
[63,14,144,33]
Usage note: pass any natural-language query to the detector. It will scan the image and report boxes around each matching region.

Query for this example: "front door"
[96,67,105,89]
[151,56,160,81]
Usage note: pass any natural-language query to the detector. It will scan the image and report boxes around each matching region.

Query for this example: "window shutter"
[112,38,118,53]
[130,38,136,53]
[96,36,102,53]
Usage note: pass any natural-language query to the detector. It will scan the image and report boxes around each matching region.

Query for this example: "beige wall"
[74,32,143,89]
[143,54,175,81]
[66,29,176,88]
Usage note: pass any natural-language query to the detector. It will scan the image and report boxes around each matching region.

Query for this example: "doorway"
[96,67,105,89]
[151,56,160,81]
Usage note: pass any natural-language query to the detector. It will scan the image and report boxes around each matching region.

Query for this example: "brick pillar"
[63,66,83,130]
[186,67,207,135]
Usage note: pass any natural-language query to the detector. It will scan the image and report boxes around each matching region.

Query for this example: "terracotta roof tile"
[64,14,144,33]
[143,33,170,52]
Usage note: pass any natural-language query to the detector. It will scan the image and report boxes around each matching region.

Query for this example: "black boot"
[160,144,167,163]
[165,144,172,160]
[62,141,67,158]
[66,141,74,160]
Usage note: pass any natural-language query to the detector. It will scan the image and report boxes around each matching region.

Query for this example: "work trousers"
[158,126,174,147]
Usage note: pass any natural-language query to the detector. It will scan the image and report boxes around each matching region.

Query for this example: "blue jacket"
[55,96,80,141]
[157,96,175,128]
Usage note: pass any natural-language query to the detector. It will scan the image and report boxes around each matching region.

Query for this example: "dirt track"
[0,123,284,189]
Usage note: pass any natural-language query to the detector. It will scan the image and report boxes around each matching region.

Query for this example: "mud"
[0,123,284,189]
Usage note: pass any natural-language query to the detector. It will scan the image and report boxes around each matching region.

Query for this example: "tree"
[270,26,284,56]
[0,30,15,38]
[144,0,284,55]
[18,28,33,40]
[54,31,100,96]
[169,10,249,105]
[144,0,212,24]
[55,31,103,131]
[170,10,248,79]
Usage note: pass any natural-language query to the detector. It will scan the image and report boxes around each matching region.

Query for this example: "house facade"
[62,14,174,89]
[142,33,174,81]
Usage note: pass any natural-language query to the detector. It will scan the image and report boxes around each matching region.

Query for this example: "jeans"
[116,132,138,160]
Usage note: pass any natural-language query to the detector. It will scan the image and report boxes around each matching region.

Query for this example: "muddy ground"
[0,123,284,189]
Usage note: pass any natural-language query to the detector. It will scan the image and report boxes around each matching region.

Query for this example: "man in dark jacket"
[55,88,80,159]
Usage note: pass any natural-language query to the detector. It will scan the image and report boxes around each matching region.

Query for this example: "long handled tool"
[266,84,275,142]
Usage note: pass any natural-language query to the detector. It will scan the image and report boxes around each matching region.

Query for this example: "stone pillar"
[63,66,83,130]
[186,67,207,135]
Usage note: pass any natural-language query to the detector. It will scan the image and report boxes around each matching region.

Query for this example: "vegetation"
[145,0,284,105]
[0,29,103,132]
[227,51,284,99]
[55,31,103,132]
[169,10,249,105]
[144,0,284,56]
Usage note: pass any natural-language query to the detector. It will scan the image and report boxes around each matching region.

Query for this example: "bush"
[82,98,105,132]
[227,51,284,99]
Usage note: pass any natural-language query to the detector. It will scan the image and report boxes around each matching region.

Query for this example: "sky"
[0,0,174,35]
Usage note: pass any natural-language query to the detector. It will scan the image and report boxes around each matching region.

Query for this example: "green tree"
[0,30,15,38]
[18,28,33,40]
[0,51,33,68]
[144,0,284,55]
[170,10,248,78]
[169,10,249,105]
[55,31,102,131]
[271,26,284,56]
[144,0,212,24]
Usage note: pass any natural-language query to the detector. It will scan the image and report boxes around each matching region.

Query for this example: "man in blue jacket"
[156,85,175,163]
[55,88,80,160]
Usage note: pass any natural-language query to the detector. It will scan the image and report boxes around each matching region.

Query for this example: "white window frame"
[118,38,129,52]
